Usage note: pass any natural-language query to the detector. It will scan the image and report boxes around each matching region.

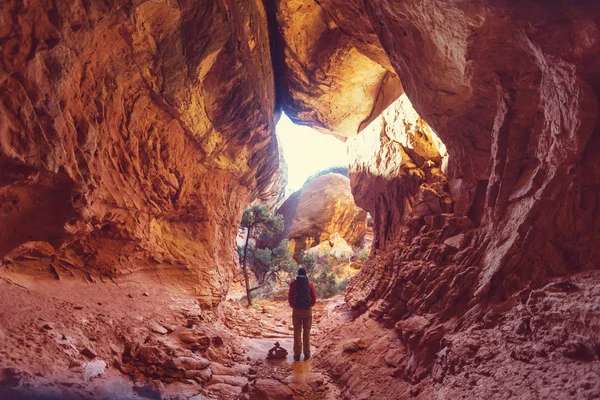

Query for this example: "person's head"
[297,267,306,276]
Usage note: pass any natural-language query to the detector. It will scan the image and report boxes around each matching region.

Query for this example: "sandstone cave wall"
[0,0,284,306]
[1,0,599,321]
[276,0,600,324]
[349,0,600,312]
[273,0,600,383]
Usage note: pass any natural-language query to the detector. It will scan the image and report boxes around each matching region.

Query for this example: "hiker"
[288,267,316,361]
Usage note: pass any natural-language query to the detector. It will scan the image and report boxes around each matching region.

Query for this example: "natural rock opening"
[228,113,372,307]
[1,0,599,399]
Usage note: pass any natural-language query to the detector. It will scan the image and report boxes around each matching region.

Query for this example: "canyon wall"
[348,93,451,252]
[0,0,598,397]
[356,0,600,307]
[275,0,403,139]
[0,0,283,307]
[276,0,600,385]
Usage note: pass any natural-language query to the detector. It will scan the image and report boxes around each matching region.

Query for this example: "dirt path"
[219,298,342,399]
[0,269,342,400]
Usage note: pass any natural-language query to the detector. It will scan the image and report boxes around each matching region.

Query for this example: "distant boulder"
[267,173,367,259]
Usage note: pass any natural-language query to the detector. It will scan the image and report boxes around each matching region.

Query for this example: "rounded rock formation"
[268,173,367,258]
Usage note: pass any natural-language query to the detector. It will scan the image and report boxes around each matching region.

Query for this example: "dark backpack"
[294,275,312,309]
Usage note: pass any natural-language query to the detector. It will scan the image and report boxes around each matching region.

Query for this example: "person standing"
[288,267,316,361]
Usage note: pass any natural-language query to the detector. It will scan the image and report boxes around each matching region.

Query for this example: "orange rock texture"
[0,0,283,307]
[275,0,403,138]
[277,0,600,392]
[1,0,600,398]
[268,173,367,258]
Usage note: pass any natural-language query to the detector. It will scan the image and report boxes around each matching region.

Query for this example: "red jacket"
[288,279,316,308]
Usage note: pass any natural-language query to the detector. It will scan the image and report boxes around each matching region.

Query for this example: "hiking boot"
[304,354,311,361]
[293,355,301,361]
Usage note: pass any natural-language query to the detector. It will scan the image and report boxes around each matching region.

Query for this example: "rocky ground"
[0,269,341,400]
[315,271,600,400]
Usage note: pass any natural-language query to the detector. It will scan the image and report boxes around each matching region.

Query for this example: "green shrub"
[336,277,349,292]
[352,246,370,263]
[312,265,346,298]
[299,251,316,275]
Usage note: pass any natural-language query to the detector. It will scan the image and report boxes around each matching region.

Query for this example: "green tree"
[252,239,298,293]
[298,251,316,275]
[237,243,255,266]
[239,205,284,306]
[312,264,347,298]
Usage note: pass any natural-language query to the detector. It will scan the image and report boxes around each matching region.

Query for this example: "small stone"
[149,322,169,335]
[143,292,150,297]
[42,323,53,330]
[80,347,97,359]
[73,306,84,310]
[250,379,293,400]
[169,356,210,370]
[443,233,466,249]
[455,216,474,230]
[342,338,368,353]
[179,331,211,350]
[209,375,248,387]
[189,367,212,382]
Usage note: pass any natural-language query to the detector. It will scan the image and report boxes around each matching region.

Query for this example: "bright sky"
[276,113,349,195]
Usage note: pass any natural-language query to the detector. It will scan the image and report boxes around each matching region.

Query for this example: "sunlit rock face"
[348,93,450,251]
[275,0,403,139]
[347,0,600,311]
[0,0,283,306]
[281,0,600,319]
[268,173,367,258]
[279,0,600,386]
[252,141,289,211]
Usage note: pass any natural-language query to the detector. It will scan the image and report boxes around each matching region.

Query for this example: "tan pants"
[292,308,312,356]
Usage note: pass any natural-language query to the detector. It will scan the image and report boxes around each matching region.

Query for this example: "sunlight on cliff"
[348,93,448,179]
[276,113,349,195]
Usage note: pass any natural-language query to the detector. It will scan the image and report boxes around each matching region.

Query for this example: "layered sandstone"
[343,0,600,322]
[348,93,451,251]
[1,0,600,398]
[0,0,283,306]
[356,0,600,308]
[276,0,600,390]
[268,173,367,258]
[275,0,403,139]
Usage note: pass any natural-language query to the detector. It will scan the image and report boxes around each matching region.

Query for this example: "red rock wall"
[348,93,451,252]
[348,0,600,311]
[276,0,600,383]
[0,0,283,306]
[275,0,403,138]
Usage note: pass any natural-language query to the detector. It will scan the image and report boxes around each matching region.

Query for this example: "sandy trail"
[0,269,342,399]
[226,297,343,400]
